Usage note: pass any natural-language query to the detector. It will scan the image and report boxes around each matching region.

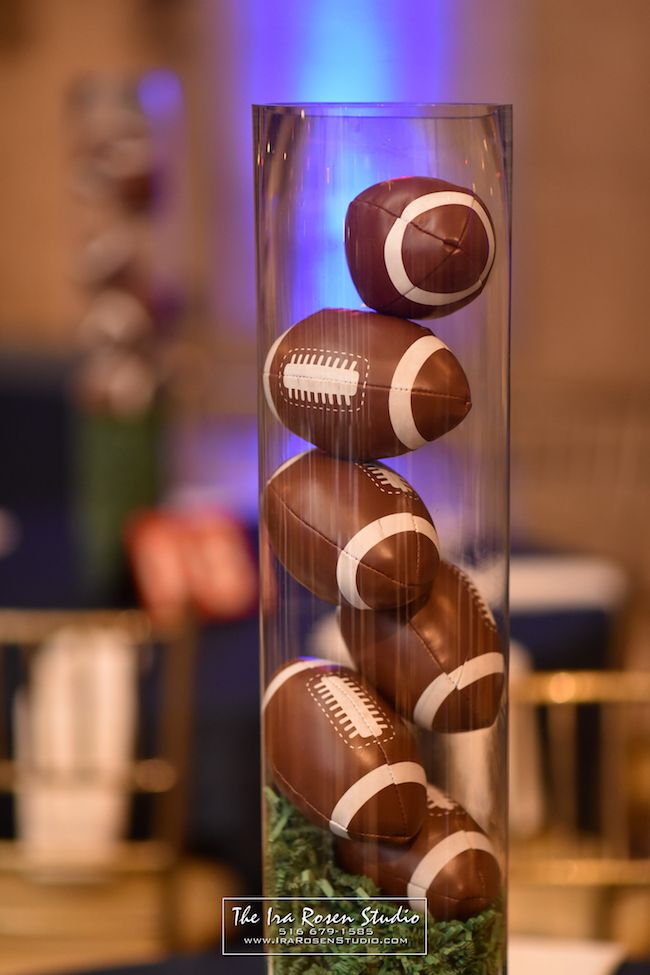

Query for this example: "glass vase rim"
[252,102,511,120]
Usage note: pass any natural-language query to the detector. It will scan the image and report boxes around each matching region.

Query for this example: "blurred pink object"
[126,508,257,627]
[125,511,189,630]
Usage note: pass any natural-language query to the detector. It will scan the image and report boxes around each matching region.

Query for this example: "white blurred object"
[77,225,138,288]
[79,289,153,348]
[434,715,500,838]
[14,626,137,870]
[510,555,628,612]
[509,935,625,975]
[75,346,157,417]
[509,639,546,838]
[432,640,544,846]
[307,610,355,669]
[471,554,628,613]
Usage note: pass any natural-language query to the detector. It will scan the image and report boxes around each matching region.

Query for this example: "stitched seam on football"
[306,672,395,750]
[351,201,485,310]
[407,563,499,673]
[324,673,414,837]
[272,373,470,403]
[288,376,470,400]
[276,347,370,414]
[403,207,477,298]
[407,612,451,680]
[387,239,479,309]
[404,206,477,298]
[406,620,502,729]
[474,854,492,904]
[378,749,412,838]
[270,764,415,843]
[446,562,498,632]
[352,197,475,249]
[268,485,429,594]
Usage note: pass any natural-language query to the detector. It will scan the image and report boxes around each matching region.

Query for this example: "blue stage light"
[295,1,387,101]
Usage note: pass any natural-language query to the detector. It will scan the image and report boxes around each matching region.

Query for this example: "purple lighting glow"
[137,69,183,121]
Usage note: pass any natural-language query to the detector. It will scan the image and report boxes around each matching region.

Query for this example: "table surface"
[73,952,650,975]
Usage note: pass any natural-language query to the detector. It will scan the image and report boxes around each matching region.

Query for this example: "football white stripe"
[268,450,310,483]
[412,652,505,728]
[336,514,440,610]
[383,190,496,307]
[262,658,327,710]
[262,331,287,422]
[407,830,496,909]
[388,335,449,450]
[329,761,426,838]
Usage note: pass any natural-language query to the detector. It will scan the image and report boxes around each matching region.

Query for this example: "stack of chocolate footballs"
[262,176,503,921]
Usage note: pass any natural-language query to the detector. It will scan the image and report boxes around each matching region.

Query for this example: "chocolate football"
[336,783,501,920]
[263,308,471,459]
[339,561,504,732]
[263,451,440,609]
[263,658,427,842]
[345,176,496,319]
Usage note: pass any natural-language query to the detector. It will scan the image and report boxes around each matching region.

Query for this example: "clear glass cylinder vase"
[254,103,511,975]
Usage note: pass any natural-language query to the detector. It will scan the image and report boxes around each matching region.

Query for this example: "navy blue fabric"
[509,561,617,834]
[0,360,72,508]
[0,364,81,608]
[188,617,262,893]
[511,608,612,671]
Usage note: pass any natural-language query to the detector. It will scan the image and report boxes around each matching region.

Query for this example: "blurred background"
[0,1,648,974]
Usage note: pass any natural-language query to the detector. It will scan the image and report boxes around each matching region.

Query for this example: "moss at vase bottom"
[265,789,505,975]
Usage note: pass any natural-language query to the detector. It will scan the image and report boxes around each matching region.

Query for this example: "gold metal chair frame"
[0,608,198,959]
[510,669,650,888]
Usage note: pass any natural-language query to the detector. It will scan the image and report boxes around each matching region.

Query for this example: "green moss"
[265,789,505,975]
